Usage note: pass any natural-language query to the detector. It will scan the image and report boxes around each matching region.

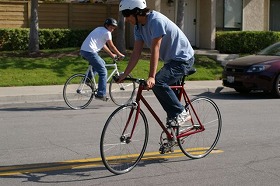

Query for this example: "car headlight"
[247,65,271,73]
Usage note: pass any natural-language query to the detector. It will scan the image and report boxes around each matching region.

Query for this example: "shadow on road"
[194,87,278,100]
[0,155,193,183]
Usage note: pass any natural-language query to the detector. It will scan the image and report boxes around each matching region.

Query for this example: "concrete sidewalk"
[0,80,226,104]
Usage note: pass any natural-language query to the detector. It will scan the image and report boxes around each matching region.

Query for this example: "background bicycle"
[100,71,222,175]
[63,57,136,109]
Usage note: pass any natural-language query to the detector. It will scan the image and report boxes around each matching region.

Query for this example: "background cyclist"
[80,18,125,101]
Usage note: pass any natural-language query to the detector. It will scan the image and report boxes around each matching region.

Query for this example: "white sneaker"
[166,110,191,127]
[176,110,191,126]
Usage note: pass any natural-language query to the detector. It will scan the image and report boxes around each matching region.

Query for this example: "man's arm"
[117,40,144,82]
[146,36,162,88]
[106,40,125,57]
[103,44,115,58]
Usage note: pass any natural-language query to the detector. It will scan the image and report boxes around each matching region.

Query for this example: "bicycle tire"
[63,74,95,109]
[100,104,149,175]
[178,96,222,159]
[109,74,136,106]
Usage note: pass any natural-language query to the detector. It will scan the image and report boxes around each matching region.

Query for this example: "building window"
[270,0,280,31]
[216,0,242,31]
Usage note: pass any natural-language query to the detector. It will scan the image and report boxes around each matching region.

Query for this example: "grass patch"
[189,55,223,80]
[0,48,223,87]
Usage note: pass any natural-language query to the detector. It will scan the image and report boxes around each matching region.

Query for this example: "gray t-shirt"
[134,11,194,64]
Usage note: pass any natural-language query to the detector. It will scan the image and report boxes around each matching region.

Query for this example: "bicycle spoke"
[109,75,136,106]
[178,97,222,159]
[63,74,94,109]
[100,105,148,175]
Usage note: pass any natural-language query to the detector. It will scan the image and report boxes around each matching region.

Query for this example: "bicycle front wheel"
[63,74,94,109]
[100,104,149,175]
[109,74,136,106]
[178,96,222,159]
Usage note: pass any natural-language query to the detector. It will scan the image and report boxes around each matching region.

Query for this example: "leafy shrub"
[0,28,91,51]
[216,31,280,54]
[0,29,29,51]
[2,29,280,54]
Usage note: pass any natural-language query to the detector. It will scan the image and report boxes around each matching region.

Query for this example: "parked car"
[222,42,280,98]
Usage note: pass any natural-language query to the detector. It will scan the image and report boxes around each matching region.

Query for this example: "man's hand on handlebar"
[113,55,125,61]
[146,77,155,89]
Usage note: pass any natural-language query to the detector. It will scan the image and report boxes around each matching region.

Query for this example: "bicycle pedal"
[159,145,165,154]
[167,146,174,153]
[95,95,110,102]
[165,147,174,153]
[159,142,175,154]
[77,89,87,94]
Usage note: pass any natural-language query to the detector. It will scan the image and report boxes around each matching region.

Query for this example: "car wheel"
[234,88,250,94]
[272,73,280,98]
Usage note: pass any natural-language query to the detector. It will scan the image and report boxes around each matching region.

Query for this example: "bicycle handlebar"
[113,56,125,62]
[113,67,197,87]
[113,74,147,85]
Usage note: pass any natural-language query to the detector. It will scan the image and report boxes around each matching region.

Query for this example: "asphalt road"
[0,90,280,186]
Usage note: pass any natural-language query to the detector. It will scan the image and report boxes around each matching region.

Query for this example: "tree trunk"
[29,0,39,54]
[176,0,185,30]
[116,2,126,54]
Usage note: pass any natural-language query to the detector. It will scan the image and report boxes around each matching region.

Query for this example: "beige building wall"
[243,0,269,31]
[198,0,216,49]
[146,0,176,25]
[147,0,216,49]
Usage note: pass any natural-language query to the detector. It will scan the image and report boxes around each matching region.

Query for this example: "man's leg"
[152,62,186,118]
[80,51,107,96]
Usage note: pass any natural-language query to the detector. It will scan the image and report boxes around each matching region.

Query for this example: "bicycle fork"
[120,102,139,144]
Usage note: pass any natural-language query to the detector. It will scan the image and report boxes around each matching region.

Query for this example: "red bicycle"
[100,69,222,174]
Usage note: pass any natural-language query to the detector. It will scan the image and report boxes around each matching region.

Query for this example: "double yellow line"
[0,148,223,176]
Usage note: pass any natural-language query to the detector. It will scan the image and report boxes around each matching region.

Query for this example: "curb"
[0,81,228,104]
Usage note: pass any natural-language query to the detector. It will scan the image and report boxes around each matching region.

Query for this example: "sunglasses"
[122,10,132,17]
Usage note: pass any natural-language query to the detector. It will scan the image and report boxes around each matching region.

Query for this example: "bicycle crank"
[159,130,176,154]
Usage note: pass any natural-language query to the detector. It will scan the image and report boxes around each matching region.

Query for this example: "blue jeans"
[152,57,194,119]
[80,50,107,96]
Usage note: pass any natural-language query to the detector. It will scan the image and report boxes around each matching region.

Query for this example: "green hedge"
[2,29,280,54]
[0,28,91,51]
[216,31,280,54]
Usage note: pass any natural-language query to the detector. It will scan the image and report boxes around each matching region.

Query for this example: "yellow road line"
[0,148,223,176]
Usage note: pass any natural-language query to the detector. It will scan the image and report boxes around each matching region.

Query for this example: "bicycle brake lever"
[119,56,125,60]
[115,56,125,61]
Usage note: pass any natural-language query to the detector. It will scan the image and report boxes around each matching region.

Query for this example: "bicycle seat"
[180,68,196,84]
[187,68,197,76]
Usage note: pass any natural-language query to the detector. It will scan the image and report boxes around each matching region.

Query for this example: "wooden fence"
[0,1,119,29]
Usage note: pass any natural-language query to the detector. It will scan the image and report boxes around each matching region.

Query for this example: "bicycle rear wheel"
[63,74,95,109]
[100,104,149,175]
[109,74,136,106]
[178,96,222,159]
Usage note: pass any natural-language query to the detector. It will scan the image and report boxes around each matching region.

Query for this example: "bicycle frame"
[100,75,221,174]
[84,62,120,86]
[124,81,205,142]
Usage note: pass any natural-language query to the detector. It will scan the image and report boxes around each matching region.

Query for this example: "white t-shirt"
[81,27,112,53]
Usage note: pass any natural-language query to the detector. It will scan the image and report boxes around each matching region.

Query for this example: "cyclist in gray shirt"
[118,0,195,126]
